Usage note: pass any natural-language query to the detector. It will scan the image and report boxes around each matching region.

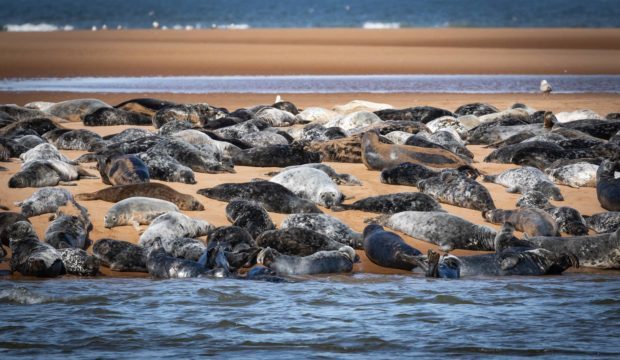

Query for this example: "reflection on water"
[1,75,619,94]
[1,273,619,358]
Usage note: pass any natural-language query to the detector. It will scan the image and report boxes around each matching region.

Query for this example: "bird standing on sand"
[540,80,552,96]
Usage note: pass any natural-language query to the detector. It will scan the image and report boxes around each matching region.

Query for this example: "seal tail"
[482,174,497,183]
[74,193,97,201]
[330,204,351,212]
[363,214,390,225]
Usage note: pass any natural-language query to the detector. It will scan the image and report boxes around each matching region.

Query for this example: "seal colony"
[1,96,618,281]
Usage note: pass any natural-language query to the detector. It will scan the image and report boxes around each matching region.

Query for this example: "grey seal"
[84,107,152,126]
[92,238,147,272]
[97,154,150,185]
[19,143,75,164]
[256,246,356,276]
[332,192,442,214]
[9,159,97,188]
[139,212,213,250]
[15,187,74,217]
[138,151,196,184]
[148,138,234,174]
[516,191,588,236]
[281,213,364,249]
[47,98,111,122]
[483,166,563,200]
[52,129,105,151]
[367,211,496,251]
[585,212,620,233]
[45,208,92,250]
[483,208,559,237]
[76,183,204,211]
[483,141,565,169]
[362,224,424,271]
[9,221,64,277]
[256,228,345,256]
[0,212,30,246]
[225,199,275,239]
[58,248,100,276]
[266,163,362,186]
[269,167,344,208]
[374,106,453,123]
[597,160,620,211]
[104,197,179,229]
[379,162,479,186]
[233,143,321,167]
[198,181,322,214]
[114,98,177,117]
[417,171,496,212]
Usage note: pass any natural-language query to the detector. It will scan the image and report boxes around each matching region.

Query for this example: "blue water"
[1,74,619,94]
[1,274,619,358]
[0,0,619,31]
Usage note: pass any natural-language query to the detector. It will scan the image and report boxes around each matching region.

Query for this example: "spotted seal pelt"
[374,106,453,123]
[483,208,559,237]
[266,163,362,186]
[19,143,74,164]
[379,162,479,186]
[146,247,210,279]
[362,224,424,271]
[97,154,150,185]
[545,162,601,188]
[152,103,228,129]
[92,239,147,272]
[553,119,620,140]
[198,181,322,214]
[137,151,196,184]
[298,123,347,142]
[515,191,588,236]
[58,248,100,276]
[483,166,563,200]
[104,197,179,229]
[324,111,382,132]
[527,228,620,269]
[254,107,300,127]
[51,129,106,151]
[76,183,204,211]
[425,117,468,140]
[205,226,258,270]
[8,221,64,277]
[171,129,241,159]
[362,130,469,171]
[45,207,92,250]
[276,214,361,250]
[269,167,344,208]
[0,118,61,137]
[0,212,30,247]
[417,171,496,212]
[46,98,111,122]
[84,107,152,126]
[256,228,345,257]
[139,212,213,250]
[414,130,473,160]
[428,223,576,278]
[160,237,207,262]
[483,141,565,169]
[9,160,98,188]
[256,245,356,276]
[114,98,177,117]
[233,143,321,167]
[597,160,620,211]
[225,199,275,239]
[585,212,620,233]
[104,128,154,144]
[15,187,76,217]
[454,103,499,117]
[11,134,45,149]
[332,192,442,214]
[367,211,496,251]
[148,138,234,174]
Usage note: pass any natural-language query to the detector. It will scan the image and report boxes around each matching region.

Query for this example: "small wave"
[362,22,400,29]
[214,23,250,30]
[0,287,50,304]
[3,23,74,32]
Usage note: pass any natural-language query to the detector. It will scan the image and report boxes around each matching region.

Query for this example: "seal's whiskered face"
[482,210,496,223]
[339,246,356,262]
[438,255,461,279]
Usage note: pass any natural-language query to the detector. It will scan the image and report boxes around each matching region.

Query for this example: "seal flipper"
[58,181,78,186]
[499,253,522,271]
[505,186,520,194]
[426,250,440,278]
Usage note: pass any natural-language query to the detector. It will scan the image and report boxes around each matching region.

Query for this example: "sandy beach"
[0,29,618,278]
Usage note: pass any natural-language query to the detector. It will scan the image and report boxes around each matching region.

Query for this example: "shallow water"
[1,273,619,358]
[2,75,620,94]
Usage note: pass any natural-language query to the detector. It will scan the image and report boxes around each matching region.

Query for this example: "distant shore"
[0,28,619,77]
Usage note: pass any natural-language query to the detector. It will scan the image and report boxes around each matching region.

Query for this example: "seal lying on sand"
[104,197,179,229]
[266,163,362,186]
[16,187,75,217]
[597,160,620,211]
[139,212,213,250]
[363,224,424,271]
[585,212,620,233]
[97,154,150,185]
[332,192,442,213]
[417,171,496,212]
[76,183,204,211]
[483,166,563,200]
[19,143,75,164]
[9,160,97,188]
[515,191,588,236]
[269,167,344,208]
[0,212,30,246]
[379,162,479,186]
[84,107,152,126]
[45,211,92,250]
[362,130,469,170]
[58,248,100,276]
[280,213,364,249]
[9,221,64,277]
[115,98,177,117]
[225,199,275,239]
[233,143,321,167]
[483,208,559,237]
[256,246,356,276]
[367,211,496,251]
[92,239,147,272]
[256,228,345,257]
[198,181,322,214]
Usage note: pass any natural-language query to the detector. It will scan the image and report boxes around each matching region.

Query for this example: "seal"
[298,123,347,142]
[280,213,363,249]
[332,192,442,213]
[0,212,30,247]
[152,103,228,129]
[104,128,154,144]
[515,191,588,236]
[9,221,64,277]
[454,103,499,117]
[413,130,473,160]
[172,129,241,159]
[205,226,258,270]
[76,183,204,211]
[9,159,98,188]
[0,118,61,137]
[254,107,299,127]
[114,98,177,117]
[545,162,601,188]
[103,197,179,229]
[367,211,496,251]
[97,154,150,186]
[380,162,479,186]
[528,228,620,269]
[269,167,344,208]
[146,247,210,279]
[362,224,424,271]
[19,143,74,164]
[361,130,469,170]
[585,212,620,233]
[138,151,196,184]
[225,199,275,239]
[324,111,382,131]
[417,171,496,211]
[483,141,565,169]
[154,237,207,262]
[52,129,105,151]
[45,207,92,250]
[16,187,74,217]
[198,181,322,214]
[256,246,356,276]
[12,134,45,149]
[553,119,620,140]
[483,166,563,200]
[92,238,147,272]
[58,248,100,276]
[428,223,576,278]
[297,107,341,124]
[483,208,559,237]
[233,143,321,167]
[266,163,362,186]
[84,107,152,126]
[256,228,345,256]
[374,106,453,123]
[333,99,392,114]
[149,138,235,174]
[47,98,111,122]
[597,160,620,211]
[139,212,213,250]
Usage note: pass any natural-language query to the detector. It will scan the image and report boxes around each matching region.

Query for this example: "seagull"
[275,95,282,103]
[540,80,552,96]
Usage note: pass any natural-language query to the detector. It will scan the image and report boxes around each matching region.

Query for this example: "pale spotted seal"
[483,166,563,200]
[9,221,63,277]
[269,167,344,208]
[103,197,179,229]
[483,208,559,237]
[332,192,442,213]
[256,246,356,276]
[597,160,620,211]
